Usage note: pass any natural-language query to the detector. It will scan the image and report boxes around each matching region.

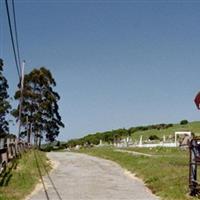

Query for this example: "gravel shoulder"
[27,151,159,200]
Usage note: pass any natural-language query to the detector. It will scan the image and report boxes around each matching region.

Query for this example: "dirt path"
[28,152,159,200]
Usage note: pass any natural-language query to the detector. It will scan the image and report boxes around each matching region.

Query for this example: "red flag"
[194,92,200,109]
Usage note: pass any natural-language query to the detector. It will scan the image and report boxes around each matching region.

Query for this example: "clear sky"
[1,0,200,141]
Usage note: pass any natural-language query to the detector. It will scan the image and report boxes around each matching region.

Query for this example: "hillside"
[66,121,200,147]
[131,121,200,141]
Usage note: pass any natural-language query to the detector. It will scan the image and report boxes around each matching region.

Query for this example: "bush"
[180,120,188,125]
[42,145,53,152]
[149,135,160,140]
[166,124,173,128]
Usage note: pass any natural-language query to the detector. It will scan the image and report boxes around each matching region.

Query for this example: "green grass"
[123,146,187,156]
[78,146,195,200]
[0,149,51,200]
[131,121,200,141]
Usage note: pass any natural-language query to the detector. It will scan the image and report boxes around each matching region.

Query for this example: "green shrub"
[42,145,53,152]
[180,120,188,125]
[166,123,173,128]
[149,135,160,140]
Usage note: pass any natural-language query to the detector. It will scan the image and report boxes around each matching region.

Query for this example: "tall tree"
[0,59,11,136]
[13,67,64,145]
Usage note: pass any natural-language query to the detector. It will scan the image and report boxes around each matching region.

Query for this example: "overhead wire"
[0,0,4,58]
[5,0,24,139]
[11,0,21,75]
[5,0,21,79]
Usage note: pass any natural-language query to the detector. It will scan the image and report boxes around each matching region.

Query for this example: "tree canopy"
[0,59,11,137]
[13,67,64,146]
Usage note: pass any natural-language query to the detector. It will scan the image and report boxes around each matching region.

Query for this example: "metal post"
[18,60,25,139]
[189,138,200,196]
[189,140,197,195]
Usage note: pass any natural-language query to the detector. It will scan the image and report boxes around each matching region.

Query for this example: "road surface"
[28,151,159,200]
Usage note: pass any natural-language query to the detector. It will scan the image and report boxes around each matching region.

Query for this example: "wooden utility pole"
[18,60,25,139]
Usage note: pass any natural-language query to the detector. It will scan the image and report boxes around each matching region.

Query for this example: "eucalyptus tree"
[0,59,11,136]
[13,67,64,146]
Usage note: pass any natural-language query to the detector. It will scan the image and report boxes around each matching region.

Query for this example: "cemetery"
[111,131,192,148]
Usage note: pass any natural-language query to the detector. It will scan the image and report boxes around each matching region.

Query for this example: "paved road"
[28,152,159,200]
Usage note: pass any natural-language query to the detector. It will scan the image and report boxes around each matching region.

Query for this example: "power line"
[5,0,24,140]
[5,0,21,79]
[11,0,21,75]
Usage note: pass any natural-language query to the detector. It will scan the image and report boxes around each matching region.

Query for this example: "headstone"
[163,135,166,142]
[139,136,143,147]
[99,140,103,146]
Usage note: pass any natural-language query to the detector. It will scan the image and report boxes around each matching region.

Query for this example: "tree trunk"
[27,123,31,144]
[38,133,42,149]
[34,132,38,148]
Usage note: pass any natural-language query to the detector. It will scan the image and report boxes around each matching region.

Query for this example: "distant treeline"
[66,123,173,148]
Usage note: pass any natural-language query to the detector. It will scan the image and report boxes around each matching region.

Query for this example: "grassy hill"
[131,121,200,142]
[66,121,200,147]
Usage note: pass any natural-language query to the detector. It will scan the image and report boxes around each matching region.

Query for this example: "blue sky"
[1,0,200,141]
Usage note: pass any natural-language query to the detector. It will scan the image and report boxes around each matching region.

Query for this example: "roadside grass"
[78,146,195,200]
[0,149,51,200]
[131,121,200,141]
[122,146,186,156]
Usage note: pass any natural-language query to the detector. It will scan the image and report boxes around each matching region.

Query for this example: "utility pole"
[18,60,25,139]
